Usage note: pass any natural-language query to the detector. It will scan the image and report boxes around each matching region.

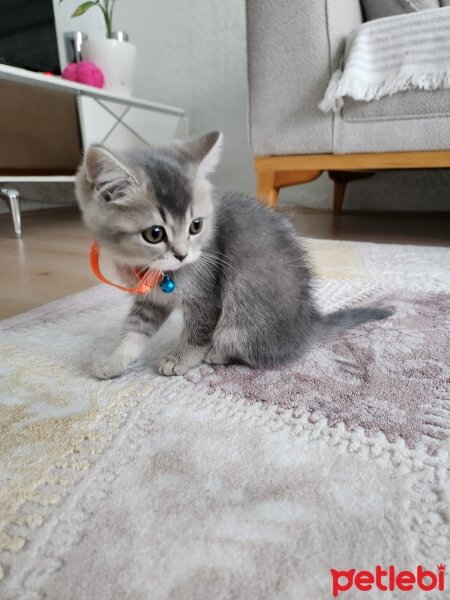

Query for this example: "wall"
[10,0,449,214]
[112,0,450,212]
[53,0,105,60]
[54,0,254,194]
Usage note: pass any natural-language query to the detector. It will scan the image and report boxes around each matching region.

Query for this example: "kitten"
[75,132,391,378]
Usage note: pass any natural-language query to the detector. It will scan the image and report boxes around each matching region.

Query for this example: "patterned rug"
[1,239,449,599]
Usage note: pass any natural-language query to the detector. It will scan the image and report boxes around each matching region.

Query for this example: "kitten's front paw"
[92,355,131,379]
[158,355,189,376]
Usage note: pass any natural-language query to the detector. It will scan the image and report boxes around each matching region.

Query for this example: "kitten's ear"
[181,131,223,176]
[84,145,137,202]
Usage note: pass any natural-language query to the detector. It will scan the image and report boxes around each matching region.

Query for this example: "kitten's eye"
[142,225,166,244]
[189,218,203,235]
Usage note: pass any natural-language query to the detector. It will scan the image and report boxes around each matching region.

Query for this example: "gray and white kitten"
[76,132,390,378]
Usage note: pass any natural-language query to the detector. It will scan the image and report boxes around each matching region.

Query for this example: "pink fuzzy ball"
[62,61,104,89]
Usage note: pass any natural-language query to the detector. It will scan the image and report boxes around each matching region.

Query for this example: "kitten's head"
[75,131,223,271]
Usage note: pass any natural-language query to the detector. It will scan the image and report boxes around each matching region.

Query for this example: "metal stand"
[0,188,21,237]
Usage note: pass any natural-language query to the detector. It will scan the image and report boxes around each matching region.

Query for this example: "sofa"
[246,0,450,213]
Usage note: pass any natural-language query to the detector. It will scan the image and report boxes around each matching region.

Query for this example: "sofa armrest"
[246,0,363,156]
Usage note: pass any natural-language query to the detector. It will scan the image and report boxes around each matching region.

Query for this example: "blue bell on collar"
[160,273,176,294]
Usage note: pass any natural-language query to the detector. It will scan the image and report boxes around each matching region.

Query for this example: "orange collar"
[89,241,163,295]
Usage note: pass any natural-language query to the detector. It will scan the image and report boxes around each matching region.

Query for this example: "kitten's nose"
[173,252,187,262]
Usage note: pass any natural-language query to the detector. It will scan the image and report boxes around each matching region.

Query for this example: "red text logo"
[331,565,446,597]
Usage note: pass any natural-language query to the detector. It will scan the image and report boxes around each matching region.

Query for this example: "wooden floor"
[0,207,93,319]
[0,205,449,319]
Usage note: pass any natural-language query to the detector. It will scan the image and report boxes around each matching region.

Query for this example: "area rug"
[0,239,449,599]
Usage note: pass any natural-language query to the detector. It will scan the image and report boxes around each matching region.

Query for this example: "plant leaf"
[71,1,97,17]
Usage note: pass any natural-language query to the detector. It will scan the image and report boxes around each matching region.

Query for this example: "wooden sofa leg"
[257,171,279,208]
[329,170,375,215]
[332,180,347,215]
[256,168,322,209]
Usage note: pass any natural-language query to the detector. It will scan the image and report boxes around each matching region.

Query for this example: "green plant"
[60,1,117,39]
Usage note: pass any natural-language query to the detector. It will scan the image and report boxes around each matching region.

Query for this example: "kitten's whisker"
[204,249,237,269]
[200,252,239,275]
[193,257,215,280]
[201,250,234,268]
[197,254,222,275]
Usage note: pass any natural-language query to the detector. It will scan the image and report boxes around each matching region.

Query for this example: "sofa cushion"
[360,0,439,21]
[342,88,450,122]
[335,88,450,153]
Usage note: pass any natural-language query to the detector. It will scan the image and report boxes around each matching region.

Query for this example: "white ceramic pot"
[82,38,137,96]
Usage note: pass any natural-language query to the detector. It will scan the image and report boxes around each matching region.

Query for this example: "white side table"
[0,65,188,237]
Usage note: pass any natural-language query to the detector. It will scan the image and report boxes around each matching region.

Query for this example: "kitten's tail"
[316,306,392,344]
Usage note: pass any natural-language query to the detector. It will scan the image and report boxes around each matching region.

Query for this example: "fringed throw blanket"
[320,7,450,113]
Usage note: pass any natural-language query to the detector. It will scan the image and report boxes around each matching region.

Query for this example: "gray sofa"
[246,0,450,212]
